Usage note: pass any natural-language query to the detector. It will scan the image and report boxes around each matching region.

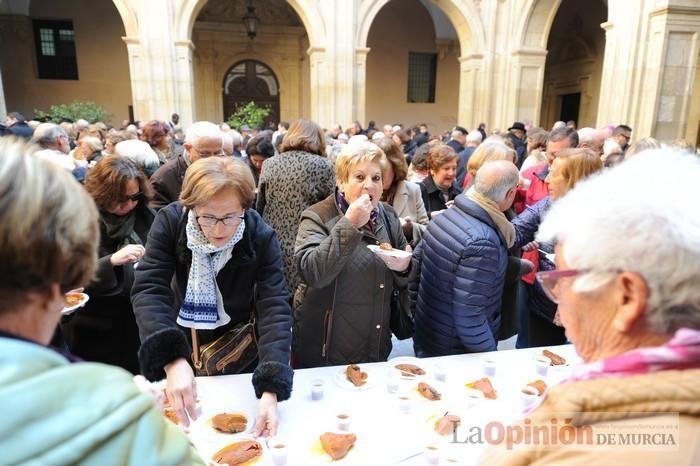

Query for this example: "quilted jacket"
[410,194,507,356]
[512,196,557,321]
[293,194,409,368]
[481,368,700,465]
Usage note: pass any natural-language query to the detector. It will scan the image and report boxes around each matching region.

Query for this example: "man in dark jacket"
[6,112,34,139]
[411,160,520,356]
[150,121,223,209]
[446,126,468,154]
[507,122,527,168]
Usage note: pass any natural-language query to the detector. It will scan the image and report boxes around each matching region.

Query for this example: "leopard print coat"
[256,150,335,294]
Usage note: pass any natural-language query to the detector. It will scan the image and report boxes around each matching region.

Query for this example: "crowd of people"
[1,109,699,464]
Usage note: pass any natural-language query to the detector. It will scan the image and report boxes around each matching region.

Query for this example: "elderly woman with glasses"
[511,148,603,347]
[294,142,412,368]
[483,150,700,465]
[0,139,201,465]
[132,156,293,437]
[61,155,155,374]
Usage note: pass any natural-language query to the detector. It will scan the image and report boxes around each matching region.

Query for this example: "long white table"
[183,345,580,465]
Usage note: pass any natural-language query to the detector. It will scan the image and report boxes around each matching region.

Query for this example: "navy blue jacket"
[131,202,293,400]
[512,196,558,321]
[410,194,508,356]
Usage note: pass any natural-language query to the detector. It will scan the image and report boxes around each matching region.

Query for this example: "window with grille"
[33,20,78,80]
[407,52,437,103]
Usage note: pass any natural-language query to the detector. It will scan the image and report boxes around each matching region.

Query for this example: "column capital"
[174,40,196,51]
[600,21,614,31]
[510,47,548,58]
[122,36,140,46]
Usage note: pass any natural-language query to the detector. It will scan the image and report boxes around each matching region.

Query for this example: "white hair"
[114,140,160,174]
[372,131,385,141]
[75,119,90,130]
[348,134,368,145]
[552,121,566,130]
[392,125,402,133]
[32,123,68,149]
[229,130,242,147]
[577,127,597,147]
[185,121,223,149]
[466,131,483,143]
[537,150,700,334]
[451,130,464,139]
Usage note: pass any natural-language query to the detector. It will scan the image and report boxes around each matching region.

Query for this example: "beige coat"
[390,180,429,242]
[481,369,700,465]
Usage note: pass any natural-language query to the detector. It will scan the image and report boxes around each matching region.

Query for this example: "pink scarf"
[567,328,700,383]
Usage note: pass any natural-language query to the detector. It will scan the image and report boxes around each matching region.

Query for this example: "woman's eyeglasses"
[195,213,244,228]
[119,192,142,203]
[536,268,621,303]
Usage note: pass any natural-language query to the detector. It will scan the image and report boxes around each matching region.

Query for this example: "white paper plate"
[366,244,412,259]
[333,366,379,391]
[61,292,89,315]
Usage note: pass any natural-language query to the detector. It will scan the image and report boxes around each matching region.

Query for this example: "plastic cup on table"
[397,394,411,415]
[434,363,447,382]
[482,356,497,377]
[535,356,550,377]
[268,436,289,466]
[423,444,441,466]
[386,369,401,394]
[336,413,352,432]
[310,379,325,401]
[520,385,540,408]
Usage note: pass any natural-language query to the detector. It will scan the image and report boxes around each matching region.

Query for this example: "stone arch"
[356,0,485,55]
[175,0,325,46]
[516,0,562,50]
[111,0,139,37]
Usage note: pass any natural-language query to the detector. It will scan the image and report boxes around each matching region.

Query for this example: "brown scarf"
[466,187,515,248]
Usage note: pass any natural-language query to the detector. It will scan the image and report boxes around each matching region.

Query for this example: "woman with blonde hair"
[132,156,293,436]
[462,141,517,190]
[256,118,335,294]
[376,137,429,243]
[0,139,200,465]
[512,148,603,347]
[294,142,412,368]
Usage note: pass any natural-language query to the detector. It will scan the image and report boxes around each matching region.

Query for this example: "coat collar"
[422,175,460,197]
[455,194,507,248]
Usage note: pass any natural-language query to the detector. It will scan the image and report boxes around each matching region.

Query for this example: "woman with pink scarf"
[483,150,700,465]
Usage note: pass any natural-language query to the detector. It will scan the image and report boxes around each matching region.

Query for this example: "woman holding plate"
[294,141,412,368]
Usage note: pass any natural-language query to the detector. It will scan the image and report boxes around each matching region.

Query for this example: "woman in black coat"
[132,156,293,437]
[419,144,462,219]
[61,155,155,374]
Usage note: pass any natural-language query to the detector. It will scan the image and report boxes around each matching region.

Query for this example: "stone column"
[174,40,196,125]
[645,6,700,141]
[505,48,548,127]
[458,54,485,130]
[122,37,148,122]
[353,47,370,127]
[307,46,330,127]
[0,66,6,120]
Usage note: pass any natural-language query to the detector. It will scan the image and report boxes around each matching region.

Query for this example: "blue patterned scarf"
[176,210,245,329]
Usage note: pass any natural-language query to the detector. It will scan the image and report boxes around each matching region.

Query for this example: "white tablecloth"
[185,344,581,465]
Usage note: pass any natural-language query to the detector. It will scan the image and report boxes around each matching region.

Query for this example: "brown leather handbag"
[191,316,258,376]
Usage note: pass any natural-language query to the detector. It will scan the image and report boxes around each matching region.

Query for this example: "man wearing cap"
[507,122,527,168]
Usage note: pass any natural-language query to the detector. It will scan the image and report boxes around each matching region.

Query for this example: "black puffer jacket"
[293,194,411,368]
[131,202,293,400]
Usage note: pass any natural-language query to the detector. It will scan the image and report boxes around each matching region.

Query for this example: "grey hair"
[229,130,242,147]
[466,131,483,143]
[114,140,160,175]
[537,150,700,335]
[552,121,566,130]
[451,130,464,139]
[31,123,68,149]
[185,121,223,149]
[473,160,519,202]
[577,127,597,147]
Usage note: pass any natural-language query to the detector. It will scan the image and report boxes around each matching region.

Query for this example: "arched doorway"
[222,60,280,128]
[539,0,607,128]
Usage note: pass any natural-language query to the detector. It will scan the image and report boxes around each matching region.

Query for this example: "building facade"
[0,0,698,143]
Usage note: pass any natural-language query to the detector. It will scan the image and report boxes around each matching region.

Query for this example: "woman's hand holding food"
[164,357,199,427]
[252,392,279,438]
[378,244,412,272]
[345,193,373,228]
[110,244,145,266]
